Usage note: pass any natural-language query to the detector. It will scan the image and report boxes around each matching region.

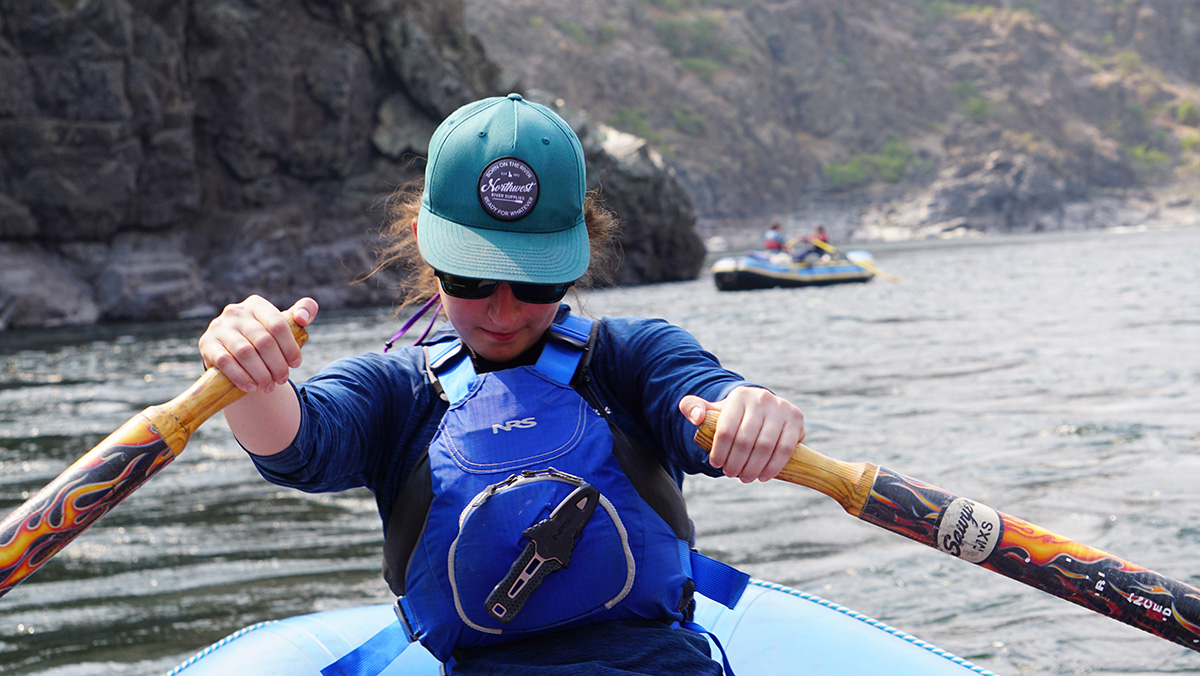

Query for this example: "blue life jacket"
[390,314,748,664]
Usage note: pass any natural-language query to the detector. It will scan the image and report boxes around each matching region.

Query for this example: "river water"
[1,225,1198,675]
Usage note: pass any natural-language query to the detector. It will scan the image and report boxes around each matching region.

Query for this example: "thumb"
[289,297,320,327]
[678,395,716,426]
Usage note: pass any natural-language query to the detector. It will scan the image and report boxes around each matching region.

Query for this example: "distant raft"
[712,250,876,290]
[166,579,997,675]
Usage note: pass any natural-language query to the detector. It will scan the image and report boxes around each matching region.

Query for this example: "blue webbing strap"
[319,620,409,676]
[680,619,738,676]
[677,540,750,610]
[425,339,462,369]
[536,315,592,385]
[535,339,583,385]
[429,315,593,402]
[674,541,748,675]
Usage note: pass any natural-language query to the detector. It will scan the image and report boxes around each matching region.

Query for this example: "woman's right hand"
[198,295,319,394]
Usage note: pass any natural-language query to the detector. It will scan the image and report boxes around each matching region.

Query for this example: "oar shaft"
[859,466,1200,651]
[0,414,177,597]
[811,238,900,283]
[0,318,307,598]
[695,413,1200,652]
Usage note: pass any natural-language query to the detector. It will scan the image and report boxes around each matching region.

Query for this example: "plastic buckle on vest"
[549,314,591,347]
[501,467,586,489]
[429,342,475,404]
[394,596,418,643]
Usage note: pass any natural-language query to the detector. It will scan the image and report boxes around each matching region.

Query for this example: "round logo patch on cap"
[478,158,539,221]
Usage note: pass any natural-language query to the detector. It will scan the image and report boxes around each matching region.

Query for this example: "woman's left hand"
[679,387,805,483]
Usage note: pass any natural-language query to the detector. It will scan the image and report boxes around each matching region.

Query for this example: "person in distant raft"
[792,225,829,264]
[197,94,806,675]
[763,220,786,251]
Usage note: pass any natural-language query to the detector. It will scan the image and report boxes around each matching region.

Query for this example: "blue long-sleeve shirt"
[249,306,755,531]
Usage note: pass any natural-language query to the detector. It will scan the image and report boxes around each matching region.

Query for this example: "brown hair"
[370,181,621,312]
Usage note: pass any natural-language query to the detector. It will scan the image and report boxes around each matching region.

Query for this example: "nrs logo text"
[492,417,537,434]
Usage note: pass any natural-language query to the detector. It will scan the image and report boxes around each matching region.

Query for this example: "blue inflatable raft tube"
[165,579,997,675]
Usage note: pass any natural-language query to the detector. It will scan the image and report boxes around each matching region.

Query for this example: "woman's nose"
[487,283,519,324]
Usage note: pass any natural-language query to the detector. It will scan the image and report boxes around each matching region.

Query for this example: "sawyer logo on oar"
[485,482,600,623]
[936,497,1001,563]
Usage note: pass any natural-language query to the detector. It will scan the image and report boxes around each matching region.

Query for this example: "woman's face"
[412,219,560,361]
[440,284,558,362]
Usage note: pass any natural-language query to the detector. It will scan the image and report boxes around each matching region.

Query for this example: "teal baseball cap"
[417,93,589,285]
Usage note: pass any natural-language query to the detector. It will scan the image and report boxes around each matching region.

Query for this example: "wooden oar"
[0,317,307,599]
[811,238,900,283]
[694,412,1200,652]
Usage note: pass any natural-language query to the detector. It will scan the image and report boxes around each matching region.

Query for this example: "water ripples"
[2,226,1199,674]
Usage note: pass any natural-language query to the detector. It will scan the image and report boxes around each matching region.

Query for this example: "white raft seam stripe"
[747,578,999,676]
[162,620,278,675]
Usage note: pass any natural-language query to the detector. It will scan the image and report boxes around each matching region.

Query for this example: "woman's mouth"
[482,328,518,342]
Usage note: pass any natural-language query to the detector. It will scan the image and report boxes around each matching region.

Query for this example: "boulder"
[0,242,99,329]
[0,0,704,328]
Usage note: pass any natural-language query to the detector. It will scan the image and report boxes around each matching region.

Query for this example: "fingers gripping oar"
[811,238,900,283]
[694,412,1200,652]
[0,316,308,599]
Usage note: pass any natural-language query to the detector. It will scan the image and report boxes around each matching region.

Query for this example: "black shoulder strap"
[572,319,694,544]
[382,451,431,597]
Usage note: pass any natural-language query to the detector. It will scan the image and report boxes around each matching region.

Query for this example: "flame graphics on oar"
[0,314,305,599]
[853,466,1200,650]
[982,512,1200,648]
[858,469,947,546]
[0,417,177,593]
[694,413,1200,653]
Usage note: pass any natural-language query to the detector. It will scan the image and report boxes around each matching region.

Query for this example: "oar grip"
[693,411,877,516]
[149,314,309,451]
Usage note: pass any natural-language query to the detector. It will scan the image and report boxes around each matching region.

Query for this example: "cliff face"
[0,0,702,329]
[464,0,1200,241]
[4,1,1199,329]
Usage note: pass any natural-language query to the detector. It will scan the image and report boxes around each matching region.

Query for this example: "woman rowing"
[198,93,806,675]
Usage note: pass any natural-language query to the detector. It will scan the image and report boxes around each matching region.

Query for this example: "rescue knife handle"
[485,542,563,623]
[484,482,599,623]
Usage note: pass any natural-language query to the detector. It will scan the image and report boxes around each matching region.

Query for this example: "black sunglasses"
[434,270,573,304]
